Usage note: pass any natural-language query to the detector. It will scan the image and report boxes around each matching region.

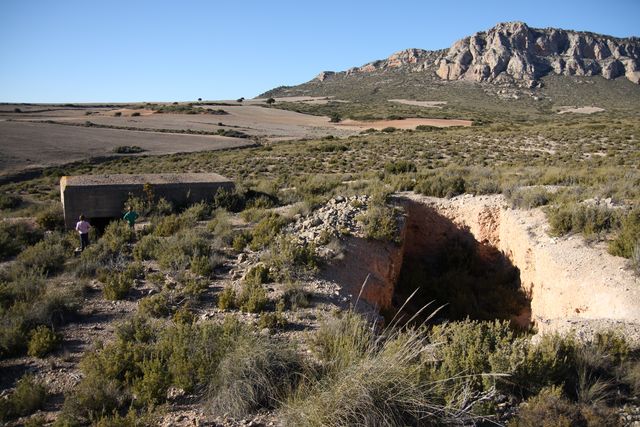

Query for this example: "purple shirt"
[76,220,90,234]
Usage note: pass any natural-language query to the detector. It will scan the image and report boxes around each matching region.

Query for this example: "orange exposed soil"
[337,117,472,130]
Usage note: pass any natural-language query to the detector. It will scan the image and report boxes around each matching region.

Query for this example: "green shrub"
[102,272,133,300]
[156,230,211,271]
[212,187,246,212]
[415,173,466,198]
[102,220,136,253]
[237,280,268,313]
[258,311,287,330]
[249,213,288,250]
[132,356,170,406]
[138,293,171,318]
[217,286,236,310]
[0,221,43,260]
[133,235,161,261]
[14,234,68,276]
[0,193,22,210]
[152,214,184,237]
[267,236,317,280]
[608,208,640,258]
[232,232,250,252]
[35,204,64,231]
[506,187,552,209]
[207,209,235,245]
[548,204,615,237]
[284,312,486,426]
[245,264,270,285]
[0,277,81,358]
[181,201,210,222]
[0,374,47,421]
[357,204,399,242]
[172,306,194,325]
[190,253,223,277]
[384,160,416,174]
[28,325,61,357]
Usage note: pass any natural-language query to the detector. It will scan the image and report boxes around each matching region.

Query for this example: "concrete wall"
[60,173,234,229]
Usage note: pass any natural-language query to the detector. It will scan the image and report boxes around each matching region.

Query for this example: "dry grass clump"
[283,311,493,426]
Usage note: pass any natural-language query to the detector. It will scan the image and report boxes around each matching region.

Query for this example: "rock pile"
[287,195,370,245]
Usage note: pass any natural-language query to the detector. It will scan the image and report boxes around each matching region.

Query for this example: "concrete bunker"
[60,173,234,229]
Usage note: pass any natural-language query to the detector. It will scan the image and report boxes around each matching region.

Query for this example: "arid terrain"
[1,20,639,427]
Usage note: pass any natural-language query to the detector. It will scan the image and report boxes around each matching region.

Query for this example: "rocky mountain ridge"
[314,22,639,87]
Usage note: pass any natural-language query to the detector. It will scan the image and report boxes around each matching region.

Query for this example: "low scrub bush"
[207,209,235,246]
[415,172,466,198]
[212,187,246,212]
[102,271,133,300]
[357,204,399,242]
[284,312,488,426]
[0,275,82,358]
[13,233,69,276]
[28,325,62,357]
[101,220,136,253]
[157,230,211,271]
[35,204,64,231]
[0,221,43,260]
[60,316,303,423]
[0,193,22,210]
[266,236,317,280]
[505,186,552,209]
[608,208,640,258]
[548,203,616,237]
[151,214,184,237]
[113,145,145,154]
[217,286,237,310]
[133,235,162,261]
[237,280,269,313]
[249,213,288,250]
[384,160,417,175]
[138,293,171,318]
[0,374,47,421]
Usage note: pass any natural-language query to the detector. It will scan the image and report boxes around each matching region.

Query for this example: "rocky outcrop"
[435,22,640,86]
[310,22,639,86]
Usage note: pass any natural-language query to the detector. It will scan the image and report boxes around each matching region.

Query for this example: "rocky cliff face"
[317,22,639,86]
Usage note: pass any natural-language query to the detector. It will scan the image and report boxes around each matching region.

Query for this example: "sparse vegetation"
[1,69,639,426]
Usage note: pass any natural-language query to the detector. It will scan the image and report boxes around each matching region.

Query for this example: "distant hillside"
[261,22,640,111]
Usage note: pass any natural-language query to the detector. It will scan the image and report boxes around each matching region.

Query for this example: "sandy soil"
[388,99,447,108]
[557,106,605,114]
[0,121,255,175]
[338,117,472,130]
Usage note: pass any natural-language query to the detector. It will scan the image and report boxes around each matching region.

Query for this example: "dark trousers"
[80,233,89,251]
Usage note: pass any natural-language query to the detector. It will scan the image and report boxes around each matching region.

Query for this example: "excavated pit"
[326,192,640,341]
[393,200,530,325]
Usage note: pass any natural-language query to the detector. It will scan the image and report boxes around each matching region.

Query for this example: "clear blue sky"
[1,0,638,103]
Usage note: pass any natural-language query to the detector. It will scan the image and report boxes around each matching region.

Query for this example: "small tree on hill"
[266,97,275,105]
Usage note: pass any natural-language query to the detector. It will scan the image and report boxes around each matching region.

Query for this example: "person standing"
[75,214,91,251]
[123,206,138,228]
